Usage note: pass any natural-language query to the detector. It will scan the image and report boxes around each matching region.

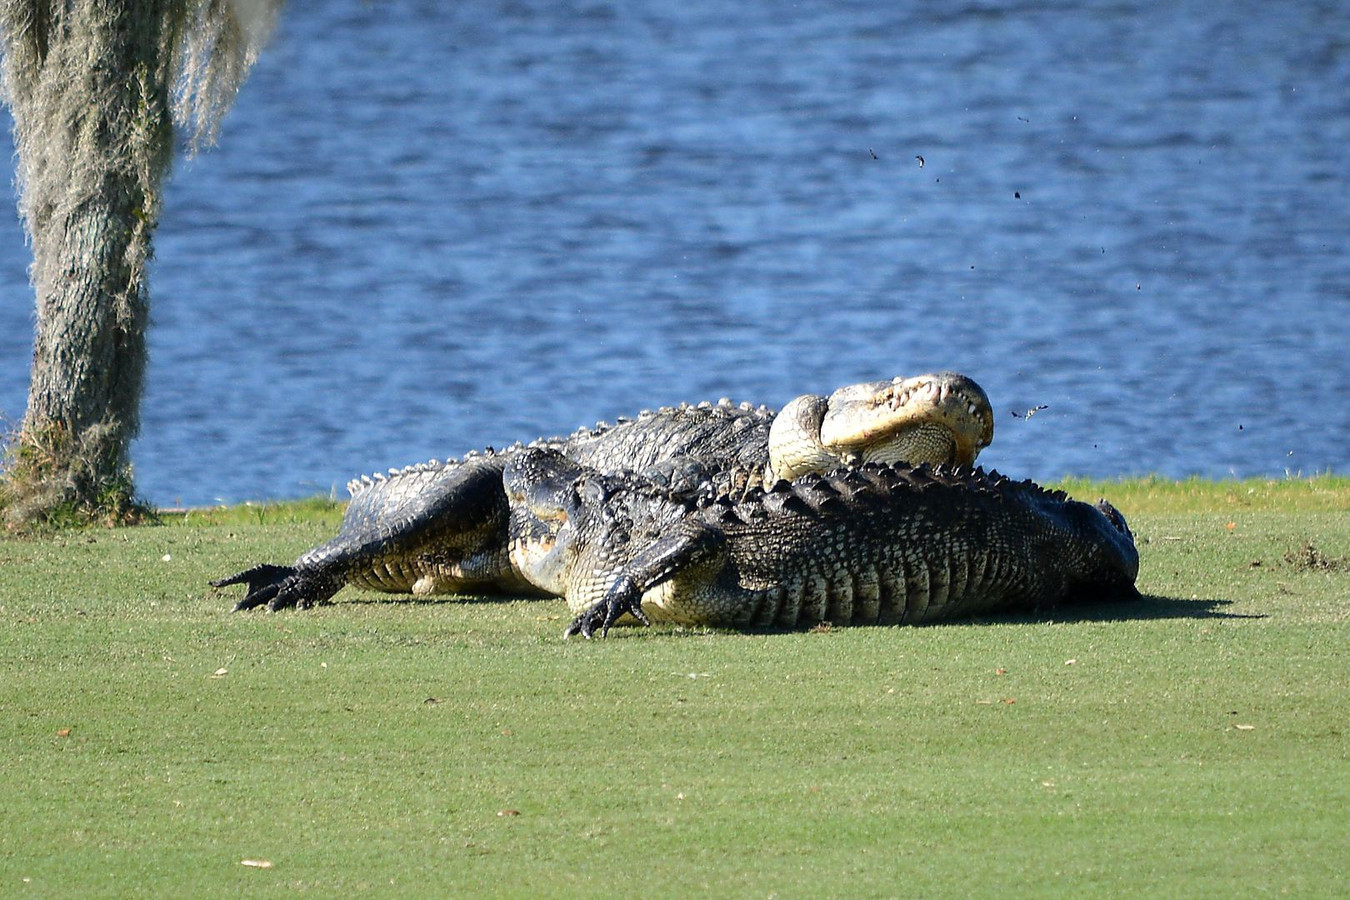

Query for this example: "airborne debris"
[1010,405,1049,420]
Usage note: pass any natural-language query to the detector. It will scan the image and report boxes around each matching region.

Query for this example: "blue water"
[1,1,1347,507]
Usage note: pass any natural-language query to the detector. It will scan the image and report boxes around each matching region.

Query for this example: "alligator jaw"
[818,372,994,469]
[502,451,587,598]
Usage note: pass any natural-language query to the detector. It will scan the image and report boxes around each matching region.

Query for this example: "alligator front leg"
[564,574,650,639]
[563,519,727,639]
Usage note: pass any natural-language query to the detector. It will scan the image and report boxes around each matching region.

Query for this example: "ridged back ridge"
[700,463,1069,530]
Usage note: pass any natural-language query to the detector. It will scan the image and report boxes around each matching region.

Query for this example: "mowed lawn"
[1,478,1347,896]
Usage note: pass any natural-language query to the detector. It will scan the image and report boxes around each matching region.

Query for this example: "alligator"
[212,372,994,611]
[502,448,1140,637]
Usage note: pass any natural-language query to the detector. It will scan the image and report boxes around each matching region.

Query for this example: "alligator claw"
[563,575,649,639]
[211,564,336,611]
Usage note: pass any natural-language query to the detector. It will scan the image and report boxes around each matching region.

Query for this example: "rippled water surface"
[1,1,1346,506]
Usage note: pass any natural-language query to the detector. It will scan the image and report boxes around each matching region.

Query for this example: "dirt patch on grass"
[1283,542,1348,572]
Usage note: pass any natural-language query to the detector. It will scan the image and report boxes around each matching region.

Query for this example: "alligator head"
[768,371,994,481]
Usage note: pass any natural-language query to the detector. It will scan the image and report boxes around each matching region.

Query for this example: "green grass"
[2,477,1347,896]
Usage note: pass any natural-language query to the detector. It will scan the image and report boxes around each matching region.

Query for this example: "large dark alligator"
[503,449,1140,637]
[212,372,994,611]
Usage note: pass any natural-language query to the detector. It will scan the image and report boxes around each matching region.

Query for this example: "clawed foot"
[563,575,649,639]
[210,564,337,611]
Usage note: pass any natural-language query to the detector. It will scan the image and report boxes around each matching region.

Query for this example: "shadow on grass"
[340,592,545,608]
[296,592,1260,632]
[967,593,1262,626]
[646,594,1259,638]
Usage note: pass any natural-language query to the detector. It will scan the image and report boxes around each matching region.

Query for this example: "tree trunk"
[1,2,176,525]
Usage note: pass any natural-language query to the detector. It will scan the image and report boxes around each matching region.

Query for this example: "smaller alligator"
[503,449,1140,637]
[212,372,994,611]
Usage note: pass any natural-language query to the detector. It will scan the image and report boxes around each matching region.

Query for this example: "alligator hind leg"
[215,454,513,611]
[211,564,342,611]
